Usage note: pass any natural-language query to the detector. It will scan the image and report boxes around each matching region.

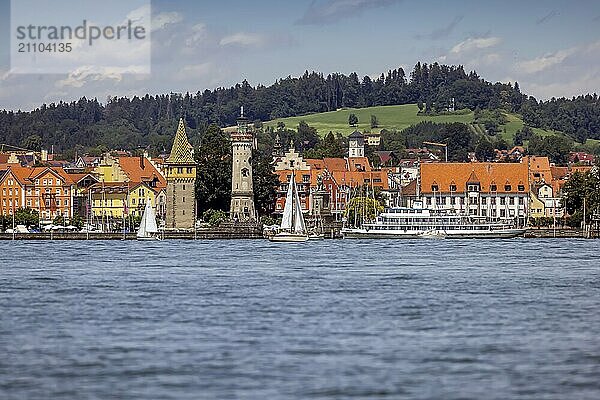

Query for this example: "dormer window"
[467,184,480,192]
[490,184,497,192]
[431,184,439,192]
[449,184,457,192]
[505,184,512,191]
[518,184,525,192]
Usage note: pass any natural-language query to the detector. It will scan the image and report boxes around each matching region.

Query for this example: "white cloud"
[152,12,183,32]
[450,37,501,54]
[517,48,576,74]
[56,66,129,88]
[219,32,266,47]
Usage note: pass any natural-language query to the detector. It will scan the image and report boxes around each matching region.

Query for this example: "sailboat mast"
[291,171,295,231]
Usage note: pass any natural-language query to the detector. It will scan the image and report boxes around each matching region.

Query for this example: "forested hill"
[1,62,599,154]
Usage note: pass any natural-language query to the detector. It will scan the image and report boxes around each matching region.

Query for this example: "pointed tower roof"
[167,118,195,164]
[467,169,480,184]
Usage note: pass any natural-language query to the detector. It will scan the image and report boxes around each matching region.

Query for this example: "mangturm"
[230,107,256,221]
[165,118,197,229]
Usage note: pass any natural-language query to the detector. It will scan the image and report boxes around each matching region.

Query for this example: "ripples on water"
[1,239,599,399]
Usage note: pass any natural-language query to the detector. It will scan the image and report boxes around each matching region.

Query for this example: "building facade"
[415,162,530,224]
[165,119,197,229]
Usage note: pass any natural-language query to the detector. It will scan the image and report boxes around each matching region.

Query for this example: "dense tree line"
[1,62,598,155]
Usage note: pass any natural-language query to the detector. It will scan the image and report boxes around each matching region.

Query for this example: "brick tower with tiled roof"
[165,118,197,229]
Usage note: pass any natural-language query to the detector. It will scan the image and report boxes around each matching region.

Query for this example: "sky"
[1,0,600,111]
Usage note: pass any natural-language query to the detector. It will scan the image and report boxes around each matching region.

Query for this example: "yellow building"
[529,190,545,219]
[88,181,162,230]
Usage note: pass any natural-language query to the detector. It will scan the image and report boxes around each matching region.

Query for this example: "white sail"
[293,181,306,233]
[280,173,295,231]
[137,200,158,238]
[145,202,158,233]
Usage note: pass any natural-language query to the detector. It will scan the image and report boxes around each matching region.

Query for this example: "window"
[505,185,511,191]
[35,179,39,185]
[449,184,457,192]
[56,199,61,206]
[43,179,47,186]
[182,210,185,215]
[177,167,183,174]
[36,189,40,195]
[65,189,68,195]
[187,168,192,174]
[182,196,185,203]
[65,200,68,206]
[56,189,61,195]
[183,185,186,191]
[490,184,497,192]
[27,188,32,195]
[303,174,310,183]
[518,185,525,192]
[1,188,4,195]
[500,197,505,205]
[27,199,31,206]
[8,188,12,196]
[431,184,439,192]
[14,188,18,195]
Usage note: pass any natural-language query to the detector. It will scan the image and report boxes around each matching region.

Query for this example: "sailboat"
[269,171,309,242]
[137,200,160,241]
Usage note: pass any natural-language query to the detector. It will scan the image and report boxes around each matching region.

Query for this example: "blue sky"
[1,0,600,110]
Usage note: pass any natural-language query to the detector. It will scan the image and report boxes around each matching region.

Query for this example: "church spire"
[167,118,194,164]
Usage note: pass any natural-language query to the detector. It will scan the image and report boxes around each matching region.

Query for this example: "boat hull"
[269,232,309,242]
[342,228,526,239]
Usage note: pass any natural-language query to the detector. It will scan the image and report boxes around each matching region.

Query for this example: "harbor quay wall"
[0,227,264,240]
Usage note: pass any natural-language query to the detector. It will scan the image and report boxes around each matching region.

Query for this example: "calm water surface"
[1,239,599,399]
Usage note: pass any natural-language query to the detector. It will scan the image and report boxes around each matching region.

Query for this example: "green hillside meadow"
[266,104,562,143]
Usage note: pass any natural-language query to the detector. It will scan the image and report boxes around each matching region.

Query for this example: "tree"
[348,113,358,127]
[527,134,573,165]
[344,195,384,227]
[15,207,39,227]
[475,138,495,161]
[417,100,424,113]
[253,152,279,217]
[562,169,600,228]
[370,114,379,129]
[21,135,43,151]
[202,209,227,226]
[195,124,232,214]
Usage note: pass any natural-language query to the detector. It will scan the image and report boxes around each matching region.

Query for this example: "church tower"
[348,131,365,157]
[165,118,196,229]
[230,107,256,221]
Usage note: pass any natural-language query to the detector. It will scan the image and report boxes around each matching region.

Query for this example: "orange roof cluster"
[420,162,530,194]
[117,157,166,190]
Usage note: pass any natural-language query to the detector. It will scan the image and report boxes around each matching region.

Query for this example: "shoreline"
[0,227,596,240]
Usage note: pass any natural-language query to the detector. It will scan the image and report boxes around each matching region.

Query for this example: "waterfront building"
[164,119,197,229]
[0,165,75,222]
[230,108,256,221]
[273,142,390,219]
[414,162,530,224]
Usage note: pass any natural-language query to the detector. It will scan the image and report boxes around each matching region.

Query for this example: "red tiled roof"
[420,162,529,194]
[117,157,166,189]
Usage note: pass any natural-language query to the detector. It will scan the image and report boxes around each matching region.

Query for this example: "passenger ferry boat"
[342,205,526,239]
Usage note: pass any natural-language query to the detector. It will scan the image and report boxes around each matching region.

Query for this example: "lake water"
[1,239,599,399]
